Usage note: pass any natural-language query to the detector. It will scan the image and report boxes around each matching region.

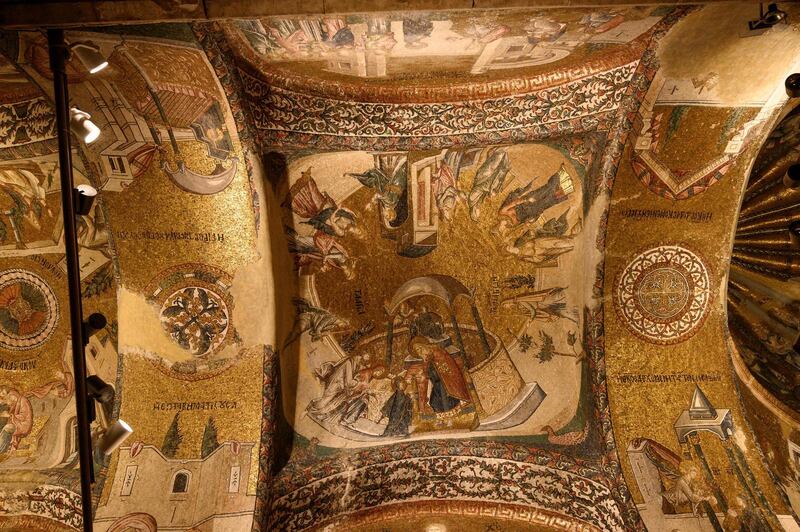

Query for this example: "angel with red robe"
[285,169,358,278]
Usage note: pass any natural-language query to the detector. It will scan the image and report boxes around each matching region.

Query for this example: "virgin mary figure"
[407,336,472,414]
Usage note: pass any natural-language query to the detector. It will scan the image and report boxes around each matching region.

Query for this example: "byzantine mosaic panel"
[278,143,602,450]
[1,3,800,532]
[601,5,800,530]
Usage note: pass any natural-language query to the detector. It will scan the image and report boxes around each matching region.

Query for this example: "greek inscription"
[115,230,225,243]
[0,358,37,371]
[614,372,722,384]
[621,208,713,223]
[489,275,501,313]
[152,400,238,411]
[30,255,64,280]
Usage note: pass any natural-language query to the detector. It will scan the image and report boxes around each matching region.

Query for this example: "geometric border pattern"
[238,62,639,151]
[322,500,599,531]
[630,150,731,200]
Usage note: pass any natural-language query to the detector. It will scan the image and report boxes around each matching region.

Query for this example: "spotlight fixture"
[69,107,100,144]
[82,313,107,345]
[787,74,800,98]
[71,43,108,74]
[784,164,800,189]
[97,419,133,456]
[73,184,97,216]
[749,3,788,30]
[86,375,115,405]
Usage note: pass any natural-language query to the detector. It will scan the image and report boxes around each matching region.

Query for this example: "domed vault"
[1,2,800,531]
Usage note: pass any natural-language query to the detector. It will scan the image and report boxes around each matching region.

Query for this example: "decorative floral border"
[252,345,280,532]
[0,485,82,530]
[269,455,625,531]
[239,63,635,152]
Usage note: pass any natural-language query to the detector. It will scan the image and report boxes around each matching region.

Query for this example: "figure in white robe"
[307,356,359,421]
[468,148,510,221]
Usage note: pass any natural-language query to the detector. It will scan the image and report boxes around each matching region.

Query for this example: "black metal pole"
[48,28,94,532]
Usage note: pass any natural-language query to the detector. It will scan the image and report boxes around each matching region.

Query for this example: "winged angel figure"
[285,169,358,279]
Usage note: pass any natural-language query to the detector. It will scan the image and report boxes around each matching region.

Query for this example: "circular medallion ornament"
[615,246,711,344]
[160,286,229,357]
[146,263,235,367]
[0,269,59,351]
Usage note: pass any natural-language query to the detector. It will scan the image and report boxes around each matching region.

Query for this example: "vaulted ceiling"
[0,3,799,532]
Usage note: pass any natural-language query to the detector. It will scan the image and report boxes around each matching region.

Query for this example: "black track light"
[786,73,800,98]
[74,184,97,215]
[86,375,115,404]
[784,164,800,189]
[82,312,107,345]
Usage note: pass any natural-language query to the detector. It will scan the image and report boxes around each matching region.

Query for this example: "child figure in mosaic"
[381,378,413,437]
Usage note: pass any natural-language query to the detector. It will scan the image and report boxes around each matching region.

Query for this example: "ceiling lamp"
[84,374,134,456]
[97,419,133,456]
[86,375,115,405]
[74,184,98,216]
[82,312,107,345]
[787,73,800,98]
[748,3,788,30]
[69,107,100,144]
[71,42,108,74]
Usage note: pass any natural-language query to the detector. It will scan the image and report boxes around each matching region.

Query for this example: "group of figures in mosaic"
[279,143,590,444]
[236,8,663,81]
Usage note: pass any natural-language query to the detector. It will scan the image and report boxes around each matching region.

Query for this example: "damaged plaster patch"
[117,285,193,362]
